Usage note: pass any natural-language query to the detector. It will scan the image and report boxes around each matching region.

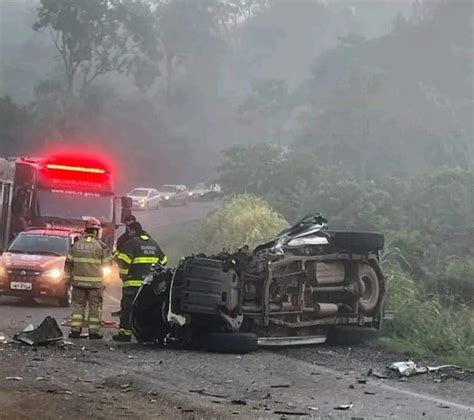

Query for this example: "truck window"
[36,190,114,224]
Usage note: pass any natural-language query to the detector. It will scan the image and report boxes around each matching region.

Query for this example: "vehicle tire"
[358,264,380,315]
[203,332,258,354]
[331,231,384,251]
[326,326,378,346]
[58,287,72,308]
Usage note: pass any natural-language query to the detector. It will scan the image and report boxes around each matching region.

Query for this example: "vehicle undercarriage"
[131,214,385,352]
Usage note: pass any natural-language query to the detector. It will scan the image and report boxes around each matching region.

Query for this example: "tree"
[197,194,287,253]
[216,143,283,195]
[33,0,160,94]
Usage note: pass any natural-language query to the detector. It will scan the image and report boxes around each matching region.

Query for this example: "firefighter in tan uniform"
[65,218,113,339]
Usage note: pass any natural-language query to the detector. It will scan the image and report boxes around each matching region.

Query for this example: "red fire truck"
[0,153,132,249]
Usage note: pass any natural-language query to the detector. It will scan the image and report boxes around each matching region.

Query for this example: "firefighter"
[65,218,113,339]
[114,221,167,342]
[111,214,137,317]
[116,214,136,253]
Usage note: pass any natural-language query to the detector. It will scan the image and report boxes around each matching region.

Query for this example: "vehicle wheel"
[58,287,72,308]
[331,231,384,251]
[327,326,378,346]
[203,332,258,354]
[358,264,380,315]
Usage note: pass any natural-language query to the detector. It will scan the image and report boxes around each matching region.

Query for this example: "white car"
[127,188,161,210]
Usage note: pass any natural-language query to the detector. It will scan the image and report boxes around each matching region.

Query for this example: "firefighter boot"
[68,331,81,339]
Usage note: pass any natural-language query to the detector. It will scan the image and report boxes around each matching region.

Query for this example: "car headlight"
[102,266,112,277]
[43,269,63,281]
[164,196,170,200]
[188,192,193,196]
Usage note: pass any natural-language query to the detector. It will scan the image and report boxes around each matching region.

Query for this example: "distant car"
[188,183,223,201]
[158,185,188,206]
[127,188,161,210]
[0,228,83,307]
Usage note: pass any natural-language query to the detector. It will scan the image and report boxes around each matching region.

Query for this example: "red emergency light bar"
[45,163,107,174]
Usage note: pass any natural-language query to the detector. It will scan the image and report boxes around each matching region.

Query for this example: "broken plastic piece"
[14,316,63,346]
[334,403,353,410]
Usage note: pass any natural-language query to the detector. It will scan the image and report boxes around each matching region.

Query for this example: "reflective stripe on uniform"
[132,256,159,264]
[161,255,168,265]
[66,254,73,262]
[71,314,83,320]
[123,280,142,288]
[119,328,133,336]
[117,253,132,264]
[119,268,128,275]
[73,276,103,282]
[86,237,92,242]
[71,257,103,264]
[103,255,114,263]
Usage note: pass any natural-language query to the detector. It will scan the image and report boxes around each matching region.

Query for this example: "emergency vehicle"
[0,153,132,250]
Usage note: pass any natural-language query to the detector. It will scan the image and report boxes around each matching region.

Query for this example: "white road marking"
[275,354,474,413]
[376,381,474,412]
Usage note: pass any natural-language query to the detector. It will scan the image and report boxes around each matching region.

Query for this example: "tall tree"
[33,0,160,94]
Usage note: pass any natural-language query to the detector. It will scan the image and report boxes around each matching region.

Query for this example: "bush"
[197,194,287,254]
[383,266,474,368]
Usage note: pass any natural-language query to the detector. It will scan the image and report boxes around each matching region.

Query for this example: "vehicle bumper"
[0,277,68,299]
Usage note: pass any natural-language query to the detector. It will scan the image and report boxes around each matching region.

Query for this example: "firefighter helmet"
[85,217,102,230]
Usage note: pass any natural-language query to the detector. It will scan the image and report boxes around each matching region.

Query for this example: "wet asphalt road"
[0,201,217,330]
[1,201,474,419]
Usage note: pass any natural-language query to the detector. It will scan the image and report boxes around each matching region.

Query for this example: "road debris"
[231,399,247,405]
[270,383,290,388]
[14,316,63,346]
[368,369,388,379]
[0,332,8,344]
[334,403,353,410]
[274,410,308,416]
[364,391,376,396]
[189,389,230,399]
[388,361,467,378]
[6,376,23,381]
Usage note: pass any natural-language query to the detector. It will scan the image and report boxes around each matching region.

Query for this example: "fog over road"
[0,202,473,419]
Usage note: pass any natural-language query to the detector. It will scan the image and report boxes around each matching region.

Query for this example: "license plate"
[10,282,32,291]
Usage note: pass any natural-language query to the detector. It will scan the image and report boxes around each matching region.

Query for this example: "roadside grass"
[380,268,474,369]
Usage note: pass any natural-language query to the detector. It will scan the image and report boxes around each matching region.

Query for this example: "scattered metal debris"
[364,391,376,396]
[0,332,8,344]
[14,316,63,346]
[368,369,388,379]
[274,410,308,416]
[270,383,290,388]
[6,376,23,381]
[334,403,353,410]
[189,389,230,399]
[231,399,247,406]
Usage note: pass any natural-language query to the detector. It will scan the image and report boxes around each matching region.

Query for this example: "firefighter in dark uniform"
[111,214,137,317]
[116,214,136,253]
[113,221,167,342]
[65,218,113,339]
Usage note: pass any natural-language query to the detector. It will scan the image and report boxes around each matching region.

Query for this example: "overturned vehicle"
[131,215,385,353]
